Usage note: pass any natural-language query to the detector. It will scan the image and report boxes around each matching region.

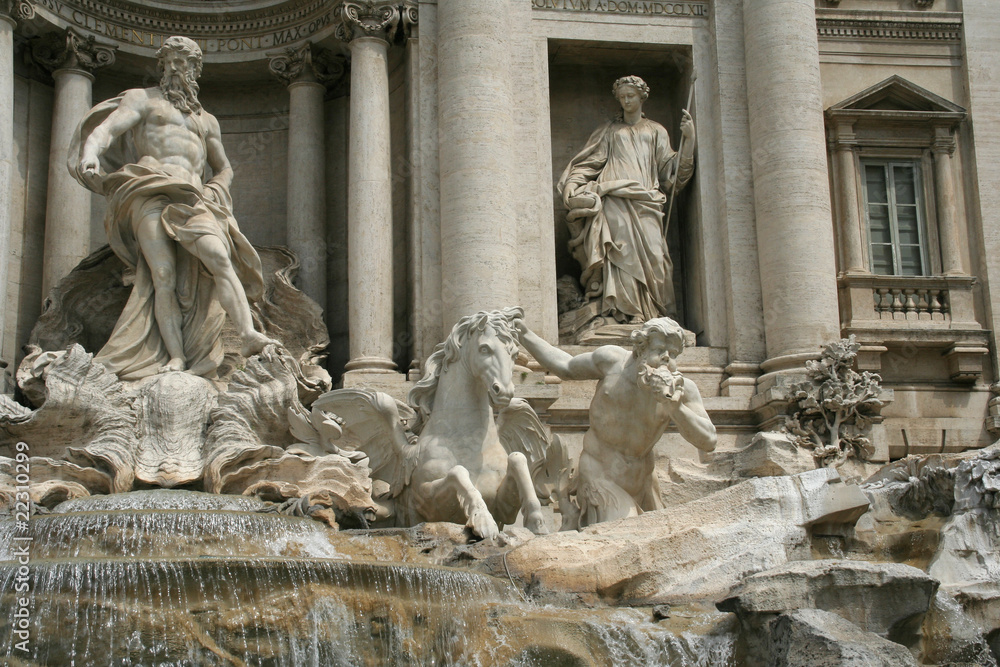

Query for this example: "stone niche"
[546,40,699,340]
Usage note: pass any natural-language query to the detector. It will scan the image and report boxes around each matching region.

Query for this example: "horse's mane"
[407,307,522,429]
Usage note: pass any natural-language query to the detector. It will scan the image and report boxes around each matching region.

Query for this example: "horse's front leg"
[495,452,548,535]
[422,465,500,540]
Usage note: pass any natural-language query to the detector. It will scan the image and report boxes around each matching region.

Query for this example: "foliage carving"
[784,336,884,467]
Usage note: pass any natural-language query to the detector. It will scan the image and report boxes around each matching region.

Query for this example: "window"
[861,159,928,276]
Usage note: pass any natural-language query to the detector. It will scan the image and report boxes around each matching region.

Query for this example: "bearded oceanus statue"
[68,35,279,381]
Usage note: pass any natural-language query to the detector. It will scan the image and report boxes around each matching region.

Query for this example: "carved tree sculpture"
[784,335,884,467]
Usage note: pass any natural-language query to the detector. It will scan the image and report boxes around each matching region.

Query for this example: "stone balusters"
[269,43,344,311]
[334,1,415,375]
[31,27,115,298]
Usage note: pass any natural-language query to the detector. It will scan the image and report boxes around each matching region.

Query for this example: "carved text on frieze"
[531,0,708,17]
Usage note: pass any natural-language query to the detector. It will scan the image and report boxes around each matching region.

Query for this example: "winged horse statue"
[288,307,565,539]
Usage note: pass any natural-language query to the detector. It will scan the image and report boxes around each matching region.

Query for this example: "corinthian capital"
[333,0,417,43]
[31,27,116,75]
[0,0,35,24]
[269,42,346,88]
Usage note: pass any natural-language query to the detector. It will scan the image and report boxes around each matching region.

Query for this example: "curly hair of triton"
[612,75,650,101]
[630,317,685,358]
[155,36,204,77]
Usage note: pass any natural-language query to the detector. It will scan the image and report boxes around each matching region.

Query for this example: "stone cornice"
[1,0,35,24]
[26,0,340,58]
[817,17,961,42]
[333,0,416,43]
[31,26,116,74]
[268,41,345,88]
[53,0,328,35]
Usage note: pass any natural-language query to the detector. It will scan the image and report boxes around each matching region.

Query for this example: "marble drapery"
[68,94,264,380]
[559,117,693,321]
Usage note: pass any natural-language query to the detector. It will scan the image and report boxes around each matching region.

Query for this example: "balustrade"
[872,286,948,320]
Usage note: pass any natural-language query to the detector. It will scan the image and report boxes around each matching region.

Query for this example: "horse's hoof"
[469,508,500,541]
[525,511,549,535]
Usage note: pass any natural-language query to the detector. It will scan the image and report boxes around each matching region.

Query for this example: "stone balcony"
[838,273,989,382]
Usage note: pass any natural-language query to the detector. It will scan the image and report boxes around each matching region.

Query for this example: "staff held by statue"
[664,70,697,239]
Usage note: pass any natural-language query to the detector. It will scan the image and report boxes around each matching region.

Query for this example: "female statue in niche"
[558,75,695,324]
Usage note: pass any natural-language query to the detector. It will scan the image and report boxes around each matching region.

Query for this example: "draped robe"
[558,117,693,321]
[68,93,264,381]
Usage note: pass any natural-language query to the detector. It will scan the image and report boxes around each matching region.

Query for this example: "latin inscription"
[30,0,334,52]
[531,0,708,17]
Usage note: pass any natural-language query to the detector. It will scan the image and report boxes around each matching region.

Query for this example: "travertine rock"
[734,431,815,478]
[718,559,938,647]
[505,468,869,604]
[744,608,918,667]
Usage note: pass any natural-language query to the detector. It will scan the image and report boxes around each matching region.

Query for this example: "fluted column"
[831,122,866,274]
[335,1,414,373]
[32,28,114,298]
[1,1,34,381]
[932,125,964,276]
[269,43,344,310]
[744,0,841,375]
[437,0,519,330]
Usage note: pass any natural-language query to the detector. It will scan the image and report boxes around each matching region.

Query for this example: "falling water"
[1,491,738,666]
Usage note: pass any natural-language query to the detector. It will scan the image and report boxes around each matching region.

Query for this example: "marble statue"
[516,316,716,528]
[68,35,278,380]
[291,308,563,540]
[558,75,695,323]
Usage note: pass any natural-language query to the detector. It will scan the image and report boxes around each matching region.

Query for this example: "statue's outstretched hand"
[79,156,103,190]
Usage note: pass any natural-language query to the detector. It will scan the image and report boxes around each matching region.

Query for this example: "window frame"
[859,157,931,277]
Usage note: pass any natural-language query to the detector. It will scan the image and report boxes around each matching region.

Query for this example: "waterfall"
[1,490,737,666]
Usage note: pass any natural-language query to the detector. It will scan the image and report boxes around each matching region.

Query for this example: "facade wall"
[2,0,998,455]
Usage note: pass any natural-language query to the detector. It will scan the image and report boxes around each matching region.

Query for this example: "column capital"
[932,125,957,156]
[0,0,34,26]
[333,0,417,44]
[31,27,116,77]
[268,42,345,89]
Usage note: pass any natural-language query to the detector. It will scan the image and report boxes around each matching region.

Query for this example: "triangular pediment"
[829,75,965,114]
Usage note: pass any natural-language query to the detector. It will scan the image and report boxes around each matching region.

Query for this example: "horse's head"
[463,309,521,409]
[409,307,524,417]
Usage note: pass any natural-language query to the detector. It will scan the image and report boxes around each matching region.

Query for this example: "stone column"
[269,43,344,310]
[0,1,34,385]
[436,0,519,330]
[32,28,114,298]
[335,1,414,374]
[932,125,964,276]
[831,122,866,274]
[743,0,841,376]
